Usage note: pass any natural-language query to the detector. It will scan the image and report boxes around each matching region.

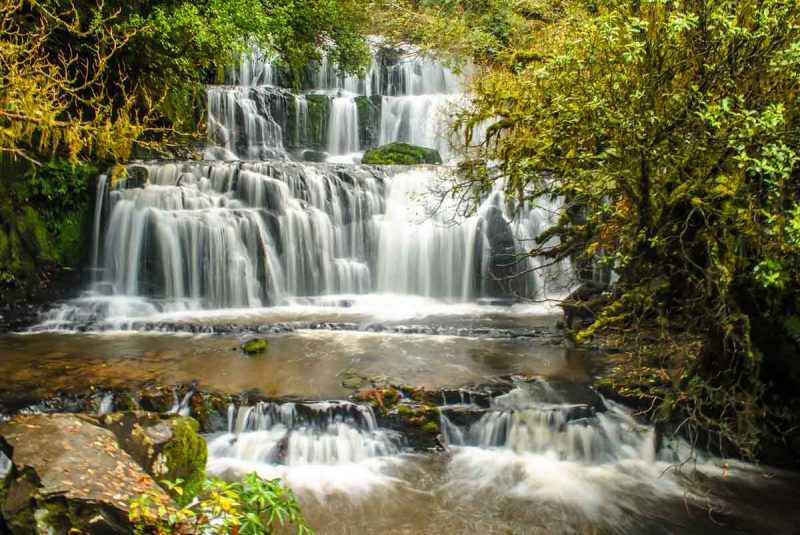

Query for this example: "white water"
[204,383,766,532]
[207,42,468,162]
[208,401,403,499]
[38,160,570,328]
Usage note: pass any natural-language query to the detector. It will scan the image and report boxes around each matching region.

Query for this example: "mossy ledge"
[362,142,443,165]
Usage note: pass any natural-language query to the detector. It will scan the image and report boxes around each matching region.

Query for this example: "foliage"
[370,0,576,61]
[1,0,371,164]
[456,0,800,457]
[130,473,313,535]
[17,160,97,234]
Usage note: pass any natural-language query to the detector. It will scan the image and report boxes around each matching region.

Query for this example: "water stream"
[1,42,798,534]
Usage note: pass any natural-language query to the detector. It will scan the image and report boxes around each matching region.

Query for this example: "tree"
[457,0,800,457]
[0,0,371,164]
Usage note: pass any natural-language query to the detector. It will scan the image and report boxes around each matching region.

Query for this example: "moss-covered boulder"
[242,338,269,355]
[362,143,443,165]
[0,414,167,534]
[100,412,207,505]
[385,404,442,450]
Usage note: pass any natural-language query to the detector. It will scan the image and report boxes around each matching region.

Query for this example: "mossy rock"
[161,417,207,505]
[355,95,382,150]
[242,338,269,355]
[101,412,207,506]
[362,143,443,165]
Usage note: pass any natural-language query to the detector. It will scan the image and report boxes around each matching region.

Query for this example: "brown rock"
[0,414,168,534]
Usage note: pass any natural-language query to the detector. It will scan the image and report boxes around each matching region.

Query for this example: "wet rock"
[139,387,173,413]
[302,150,328,162]
[352,387,400,410]
[561,281,610,329]
[0,413,167,534]
[381,404,441,450]
[188,392,230,433]
[100,412,206,505]
[241,338,268,355]
[478,206,518,298]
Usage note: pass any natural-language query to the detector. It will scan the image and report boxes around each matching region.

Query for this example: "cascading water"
[206,42,467,162]
[33,38,574,330]
[208,401,402,497]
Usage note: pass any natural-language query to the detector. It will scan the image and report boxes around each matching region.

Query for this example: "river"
[1,42,798,535]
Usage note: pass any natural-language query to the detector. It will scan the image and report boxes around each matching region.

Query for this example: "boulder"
[0,414,167,534]
[477,206,518,298]
[361,143,442,165]
[241,338,268,355]
[100,412,207,505]
[301,150,328,162]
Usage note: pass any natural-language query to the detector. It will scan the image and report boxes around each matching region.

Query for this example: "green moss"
[423,422,440,434]
[362,143,443,165]
[162,417,207,505]
[396,404,413,416]
[54,211,84,267]
[0,226,9,264]
[242,338,269,355]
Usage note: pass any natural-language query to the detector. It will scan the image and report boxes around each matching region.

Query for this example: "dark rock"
[139,387,173,413]
[301,150,329,162]
[477,206,519,298]
[0,414,167,534]
[354,95,382,150]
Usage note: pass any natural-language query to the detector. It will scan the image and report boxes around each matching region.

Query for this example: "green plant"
[130,473,313,535]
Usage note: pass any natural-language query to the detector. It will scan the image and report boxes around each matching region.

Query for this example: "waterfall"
[38,162,571,328]
[327,95,360,156]
[205,42,468,163]
[36,40,573,330]
[439,385,657,464]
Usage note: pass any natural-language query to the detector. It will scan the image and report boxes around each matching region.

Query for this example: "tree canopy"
[0,0,370,163]
[450,0,800,456]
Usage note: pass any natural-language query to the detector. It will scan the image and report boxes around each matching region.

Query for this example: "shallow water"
[0,299,574,402]
[3,300,800,534]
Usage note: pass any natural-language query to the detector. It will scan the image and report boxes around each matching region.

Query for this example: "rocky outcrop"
[361,143,442,165]
[354,95,382,150]
[477,205,519,298]
[0,414,167,534]
[100,412,207,505]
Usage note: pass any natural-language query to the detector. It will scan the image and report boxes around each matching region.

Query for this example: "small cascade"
[207,401,401,496]
[98,392,114,415]
[440,385,656,464]
[327,95,360,156]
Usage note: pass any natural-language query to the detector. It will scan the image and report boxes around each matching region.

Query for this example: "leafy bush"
[130,473,313,535]
[456,0,800,457]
